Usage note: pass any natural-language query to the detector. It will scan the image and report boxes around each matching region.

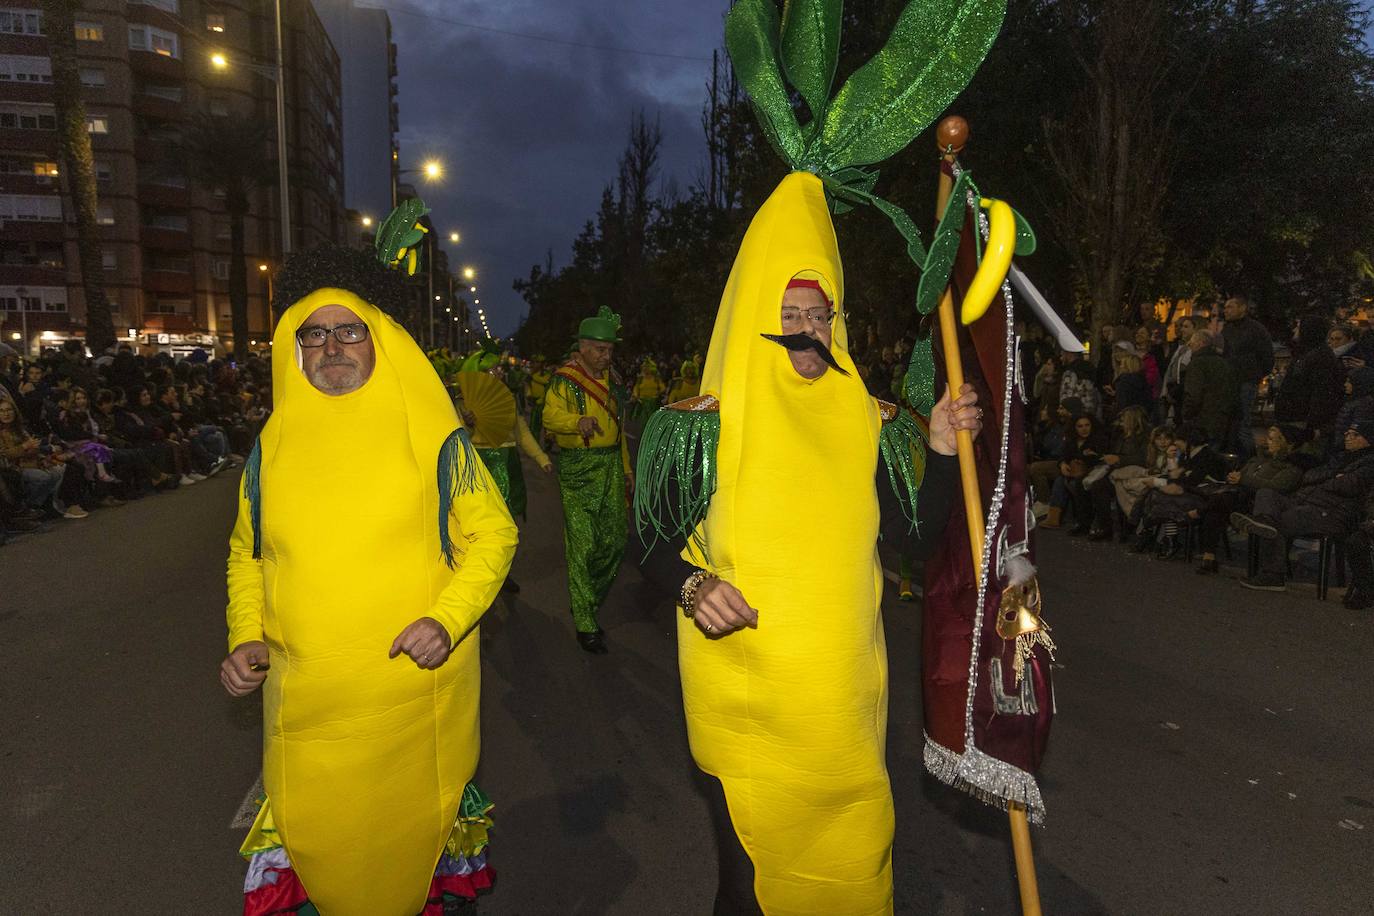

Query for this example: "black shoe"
[1240,573,1285,592]
[1231,512,1278,540]
[1068,524,1091,538]
[576,631,608,654]
[14,507,42,521]
[501,576,520,594]
[1155,535,1181,560]
[1130,531,1155,554]
[1087,527,1112,542]
[2,516,40,532]
[1196,558,1219,575]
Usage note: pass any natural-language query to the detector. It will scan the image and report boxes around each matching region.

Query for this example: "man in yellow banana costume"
[220,245,517,916]
[638,173,981,915]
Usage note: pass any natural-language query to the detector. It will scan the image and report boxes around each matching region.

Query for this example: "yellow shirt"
[528,369,551,402]
[542,361,632,475]
[633,375,665,400]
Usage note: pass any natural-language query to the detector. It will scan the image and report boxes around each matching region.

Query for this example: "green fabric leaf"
[1013,205,1036,256]
[915,172,973,315]
[870,194,928,267]
[726,0,805,167]
[633,406,720,560]
[878,407,928,529]
[375,198,430,267]
[780,0,843,128]
[903,332,936,416]
[818,0,1006,170]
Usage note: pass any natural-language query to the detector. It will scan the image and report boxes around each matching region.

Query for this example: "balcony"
[143,269,192,294]
[132,93,181,122]
[128,50,184,82]
[0,221,63,243]
[0,264,64,286]
[0,81,52,104]
[139,226,190,250]
[143,313,196,332]
[136,182,188,209]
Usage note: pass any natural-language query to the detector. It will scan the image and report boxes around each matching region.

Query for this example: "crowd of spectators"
[0,339,271,546]
[1021,296,1374,609]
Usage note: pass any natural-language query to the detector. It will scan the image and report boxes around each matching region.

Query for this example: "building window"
[0,286,66,312]
[96,203,115,225]
[211,259,229,280]
[32,160,58,177]
[141,83,183,102]
[206,13,225,32]
[0,10,44,36]
[0,194,62,221]
[144,210,188,232]
[147,171,187,189]
[101,251,117,271]
[0,104,57,131]
[0,55,53,83]
[208,98,229,117]
[131,0,180,13]
[79,67,106,88]
[86,115,110,134]
[95,162,112,183]
[0,241,63,268]
[212,218,230,240]
[128,25,179,58]
[74,21,104,41]
[147,297,190,315]
[147,252,190,273]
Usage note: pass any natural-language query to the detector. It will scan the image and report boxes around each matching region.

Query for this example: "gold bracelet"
[680,569,716,618]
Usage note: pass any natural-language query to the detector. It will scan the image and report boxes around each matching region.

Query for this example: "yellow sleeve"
[428,461,519,644]
[541,380,583,435]
[514,415,550,467]
[225,479,265,653]
[621,432,632,477]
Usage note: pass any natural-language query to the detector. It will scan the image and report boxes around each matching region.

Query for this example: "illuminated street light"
[423,160,442,180]
[258,263,268,272]
[434,295,441,301]
[361,215,373,227]
[210,52,228,69]
[462,267,476,280]
[449,232,460,243]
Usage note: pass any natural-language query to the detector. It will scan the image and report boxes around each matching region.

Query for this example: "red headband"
[786,278,831,309]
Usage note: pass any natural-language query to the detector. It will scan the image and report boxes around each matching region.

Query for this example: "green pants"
[477,446,527,519]
[557,445,627,633]
[529,401,545,442]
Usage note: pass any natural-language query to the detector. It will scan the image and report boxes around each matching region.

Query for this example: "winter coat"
[1182,347,1239,441]
[1292,446,1374,529]
[1275,341,1344,430]
[1236,455,1302,494]
[1112,371,1153,415]
[1220,315,1275,384]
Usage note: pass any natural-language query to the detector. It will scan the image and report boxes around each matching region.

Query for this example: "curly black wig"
[271,245,409,320]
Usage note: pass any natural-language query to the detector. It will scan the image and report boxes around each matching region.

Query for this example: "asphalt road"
[2,458,1371,915]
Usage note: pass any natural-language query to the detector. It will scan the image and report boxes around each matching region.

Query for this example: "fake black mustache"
[760,333,849,376]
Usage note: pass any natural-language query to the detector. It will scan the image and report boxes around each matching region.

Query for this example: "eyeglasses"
[297,322,369,348]
[780,306,835,329]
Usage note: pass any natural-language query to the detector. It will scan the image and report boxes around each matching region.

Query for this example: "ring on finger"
[704,622,716,632]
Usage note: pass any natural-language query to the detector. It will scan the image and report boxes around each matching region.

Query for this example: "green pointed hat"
[576,305,622,343]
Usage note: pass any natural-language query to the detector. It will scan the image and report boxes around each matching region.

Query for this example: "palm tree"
[182,114,275,361]
[40,0,114,354]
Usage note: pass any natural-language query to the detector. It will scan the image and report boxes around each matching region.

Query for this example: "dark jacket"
[1220,315,1274,383]
[1107,429,1150,469]
[1182,347,1239,441]
[1292,446,1374,529]
[1331,368,1374,447]
[1236,455,1302,493]
[1111,371,1153,415]
[1275,317,1344,429]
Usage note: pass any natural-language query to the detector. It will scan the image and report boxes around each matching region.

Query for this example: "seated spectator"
[1032,354,1060,421]
[1275,315,1344,433]
[0,393,86,519]
[1105,347,1153,417]
[1130,426,1228,557]
[1058,347,1099,418]
[1193,425,1305,575]
[90,388,170,494]
[130,385,201,486]
[1030,397,1082,515]
[1233,420,1374,592]
[1043,412,1108,530]
[1330,367,1374,452]
[1341,488,1374,610]
[1110,423,1175,523]
[1074,405,1150,539]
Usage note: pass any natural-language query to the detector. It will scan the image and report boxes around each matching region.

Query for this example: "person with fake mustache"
[636,173,983,914]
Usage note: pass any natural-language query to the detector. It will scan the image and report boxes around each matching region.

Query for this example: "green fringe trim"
[244,438,262,559]
[633,406,719,558]
[548,373,586,415]
[459,782,493,820]
[879,408,927,531]
[438,427,485,569]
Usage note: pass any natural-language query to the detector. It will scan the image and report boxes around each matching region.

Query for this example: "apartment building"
[0,0,346,357]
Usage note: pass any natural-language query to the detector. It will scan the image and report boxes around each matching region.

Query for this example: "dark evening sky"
[375,0,732,338]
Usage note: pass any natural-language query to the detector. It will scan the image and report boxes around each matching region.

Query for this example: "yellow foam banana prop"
[961,198,1015,325]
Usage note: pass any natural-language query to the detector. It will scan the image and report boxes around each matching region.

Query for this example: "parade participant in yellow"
[526,355,552,441]
[542,307,633,654]
[631,357,665,422]
[665,359,701,404]
[220,229,517,916]
[635,3,1000,911]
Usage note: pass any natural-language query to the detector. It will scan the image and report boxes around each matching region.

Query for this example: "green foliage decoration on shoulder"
[634,404,721,559]
[375,198,431,275]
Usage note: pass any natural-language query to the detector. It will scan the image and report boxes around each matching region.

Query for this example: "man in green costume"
[542,307,632,654]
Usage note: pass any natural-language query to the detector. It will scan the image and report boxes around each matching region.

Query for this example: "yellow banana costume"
[226,287,517,915]
[658,172,906,914]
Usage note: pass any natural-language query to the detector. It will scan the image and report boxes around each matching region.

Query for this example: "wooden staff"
[933,115,1042,916]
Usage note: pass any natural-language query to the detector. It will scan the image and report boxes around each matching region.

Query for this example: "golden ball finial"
[937,116,969,155]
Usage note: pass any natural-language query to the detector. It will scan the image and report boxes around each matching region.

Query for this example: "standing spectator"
[1132,326,1164,398]
[1216,296,1274,456]
[1331,367,1374,452]
[1234,420,1374,592]
[1105,347,1153,417]
[1274,315,1344,436]
[0,343,20,403]
[1059,347,1099,418]
[1161,316,1197,423]
[1093,324,1117,392]
[1032,354,1061,420]
[1182,330,1239,451]
[1328,322,1372,371]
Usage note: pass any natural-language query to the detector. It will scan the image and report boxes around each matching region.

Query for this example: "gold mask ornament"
[996,577,1057,686]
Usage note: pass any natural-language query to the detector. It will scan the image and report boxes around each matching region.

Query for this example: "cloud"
[380,0,727,337]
